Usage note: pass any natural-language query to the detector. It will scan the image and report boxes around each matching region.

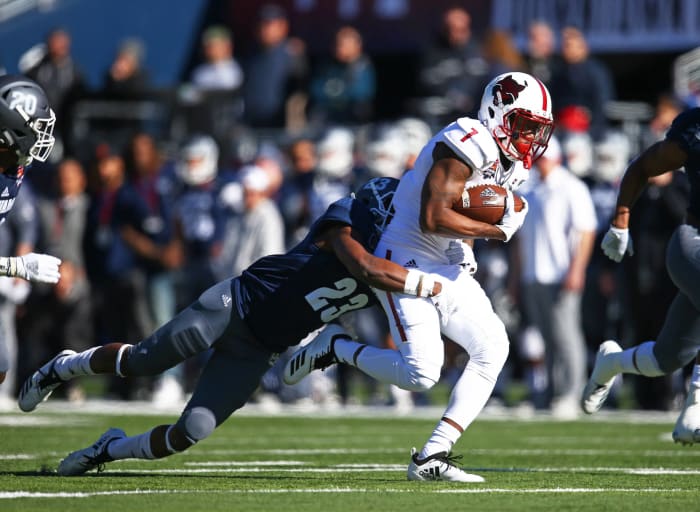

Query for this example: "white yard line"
[0,487,692,499]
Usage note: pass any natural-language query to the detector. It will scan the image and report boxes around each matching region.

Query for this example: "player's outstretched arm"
[0,253,61,283]
[602,138,687,262]
[325,224,441,298]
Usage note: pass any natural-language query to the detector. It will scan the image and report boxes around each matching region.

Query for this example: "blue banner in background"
[492,0,700,52]
[0,0,208,88]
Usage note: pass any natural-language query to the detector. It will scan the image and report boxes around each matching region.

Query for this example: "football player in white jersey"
[285,72,553,482]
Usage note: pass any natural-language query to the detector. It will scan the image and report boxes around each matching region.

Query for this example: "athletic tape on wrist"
[404,269,436,297]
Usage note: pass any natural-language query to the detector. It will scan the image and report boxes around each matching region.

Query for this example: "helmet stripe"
[534,77,548,111]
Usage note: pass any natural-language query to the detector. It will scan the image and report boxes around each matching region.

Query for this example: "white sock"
[107,429,155,460]
[419,420,460,459]
[419,364,498,459]
[53,347,99,380]
[619,341,664,377]
[338,341,414,388]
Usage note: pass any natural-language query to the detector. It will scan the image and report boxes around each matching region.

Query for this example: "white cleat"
[581,340,622,414]
[407,447,485,483]
[58,428,126,476]
[673,385,700,446]
[18,349,76,412]
[283,324,348,385]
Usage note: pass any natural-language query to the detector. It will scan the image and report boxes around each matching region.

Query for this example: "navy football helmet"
[354,176,399,233]
[0,74,56,166]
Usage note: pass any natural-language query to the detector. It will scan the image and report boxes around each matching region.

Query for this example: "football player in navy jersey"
[581,107,700,445]
[0,75,61,387]
[18,177,449,475]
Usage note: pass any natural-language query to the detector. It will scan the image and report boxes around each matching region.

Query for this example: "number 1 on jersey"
[460,127,478,142]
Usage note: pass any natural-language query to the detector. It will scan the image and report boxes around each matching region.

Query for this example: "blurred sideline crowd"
[0,4,694,417]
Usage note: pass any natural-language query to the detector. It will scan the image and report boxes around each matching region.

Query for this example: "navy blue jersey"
[236,197,380,352]
[0,165,25,224]
[666,107,700,218]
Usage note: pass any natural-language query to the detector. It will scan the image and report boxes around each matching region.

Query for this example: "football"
[453,183,524,224]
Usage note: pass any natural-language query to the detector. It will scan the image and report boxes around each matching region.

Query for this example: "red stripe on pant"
[384,249,407,342]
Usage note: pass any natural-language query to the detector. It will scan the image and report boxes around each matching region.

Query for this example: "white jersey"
[379,116,527,265]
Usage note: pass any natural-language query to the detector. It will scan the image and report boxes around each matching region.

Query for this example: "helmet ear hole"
[488,107,495,118]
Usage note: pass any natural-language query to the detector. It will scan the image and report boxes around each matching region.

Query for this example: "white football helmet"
[593,131,630,183]
[316,127,355,179]
[478,71,554,169]
[562,132,593,178]
[176,134,219,186]
[363,124,408,179]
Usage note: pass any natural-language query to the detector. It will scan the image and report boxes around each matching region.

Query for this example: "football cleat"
[18,349,76,412]
[673,384,700,446]
[581,340,622,414]
[57,428,125,476]
[283,323,347,385]
[407,447,484,482]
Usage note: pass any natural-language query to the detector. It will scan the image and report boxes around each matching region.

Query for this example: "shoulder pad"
[441,118,500,173]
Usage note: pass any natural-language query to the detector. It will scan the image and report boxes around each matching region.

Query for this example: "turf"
[0,403,697,511]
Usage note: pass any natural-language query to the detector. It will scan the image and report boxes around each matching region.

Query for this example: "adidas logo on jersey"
[404,259,418,268]
[221,294,232,307]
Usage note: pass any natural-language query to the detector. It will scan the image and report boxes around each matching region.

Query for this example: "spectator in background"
[513,136,597,418]
[101,38,151,99]
[242,4,308,129]
[549,26,615,141]
[0,185,39,408]
[18,159,92,404]
[308,26,376,126]
[83,152,162,399]
[525,21,561,87]
[278,137,317,247]
[215,164,285,280]
[481,29,526,78]
[171,135,234,310]
[26,28,85,153]
[417,6,487,123]
[125,133,184,406]
[190,25,243,92]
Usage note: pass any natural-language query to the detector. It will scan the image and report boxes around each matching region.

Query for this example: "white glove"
[444,240,477,275]
[17,253,62,283]
[601,226,634,262]
[497,191,528,242]
[430,282,459,329]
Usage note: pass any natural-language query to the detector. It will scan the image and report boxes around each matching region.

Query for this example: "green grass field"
[1,402,698,511]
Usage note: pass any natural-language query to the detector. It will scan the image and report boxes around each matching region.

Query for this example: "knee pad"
[175,406,217,444]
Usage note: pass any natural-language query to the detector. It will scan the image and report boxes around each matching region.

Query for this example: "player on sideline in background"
[18,177,453,476]
[284,71,553,482]
[0,75,61,387]
[581,107,700,445]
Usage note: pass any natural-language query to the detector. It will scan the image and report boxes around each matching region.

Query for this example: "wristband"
[404,269,436,298]
[0,256,18,277]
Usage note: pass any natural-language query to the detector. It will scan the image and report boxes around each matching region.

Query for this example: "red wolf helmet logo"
[491,75,527,107]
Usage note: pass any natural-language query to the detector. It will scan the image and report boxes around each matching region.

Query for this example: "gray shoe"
[58,428,126,476]
[18,349,76,412]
